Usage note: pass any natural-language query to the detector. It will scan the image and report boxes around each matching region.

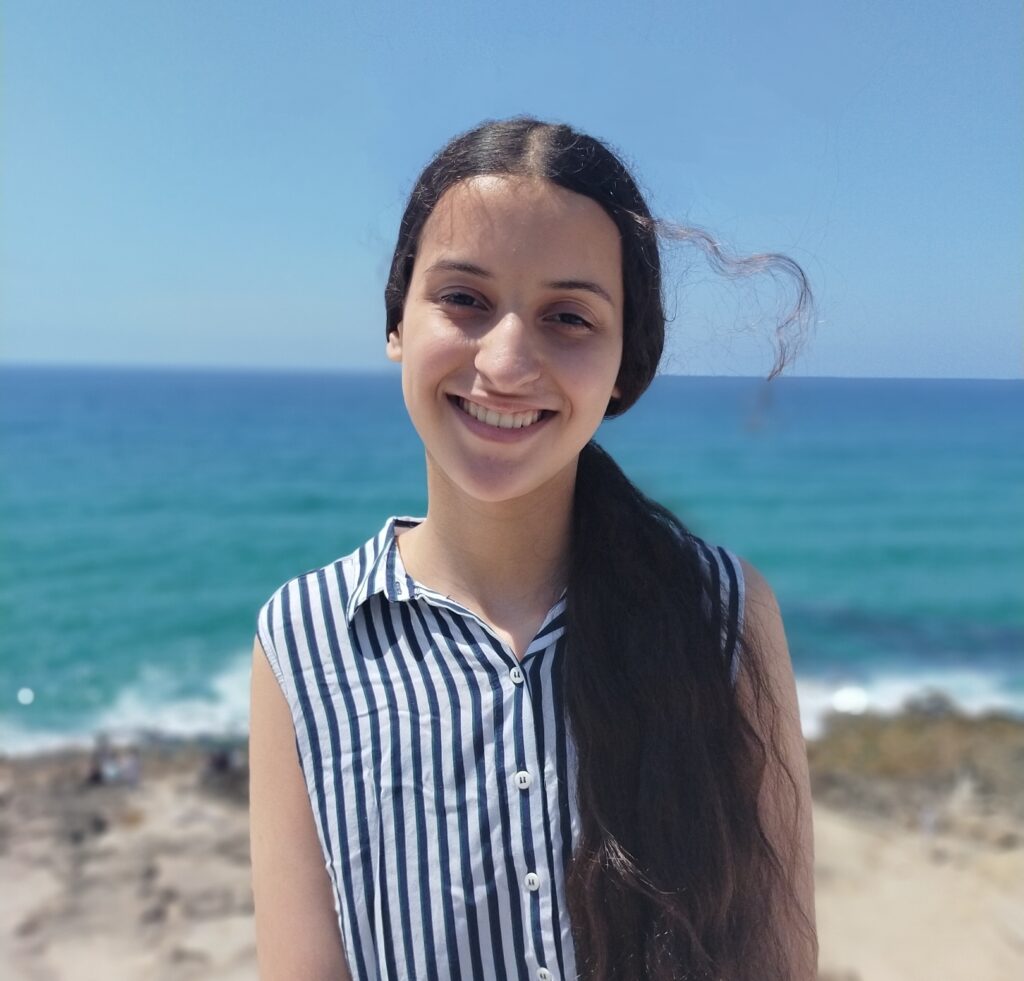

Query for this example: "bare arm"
[737,558,818,980]
[249,636,352,980]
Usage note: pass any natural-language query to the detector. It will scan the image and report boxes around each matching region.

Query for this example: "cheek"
[414,326,473,373]
[401,328,463,400]
[569,339,623,391]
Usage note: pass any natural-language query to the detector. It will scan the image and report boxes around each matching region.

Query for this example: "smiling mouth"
[448,395,555,430]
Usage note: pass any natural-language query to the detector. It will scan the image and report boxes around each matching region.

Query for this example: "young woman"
[250,116,817,981]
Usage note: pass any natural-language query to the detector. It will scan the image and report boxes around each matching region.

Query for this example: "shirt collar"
[344,515,424,623]
[343,513,569,627]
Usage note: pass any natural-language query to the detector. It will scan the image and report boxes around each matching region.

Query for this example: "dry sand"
[2,703,1021,980]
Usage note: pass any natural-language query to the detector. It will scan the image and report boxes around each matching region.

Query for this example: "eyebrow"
[423,259,615,306]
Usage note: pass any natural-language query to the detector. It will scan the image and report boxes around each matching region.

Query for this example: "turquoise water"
[2,366,1021,752]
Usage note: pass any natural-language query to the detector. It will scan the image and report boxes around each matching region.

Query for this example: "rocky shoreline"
[809,693,1024,842]
[2,700,1022,980]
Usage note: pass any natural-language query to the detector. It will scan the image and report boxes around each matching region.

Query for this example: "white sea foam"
[3,655,1022,756]
[0,651,254,757]
[798,667,1024,739]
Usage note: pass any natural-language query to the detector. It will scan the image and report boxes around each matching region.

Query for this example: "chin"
[444,455,578,506]
[457,472,545,505]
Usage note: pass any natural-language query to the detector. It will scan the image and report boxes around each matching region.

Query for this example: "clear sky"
[2,0,1020,378]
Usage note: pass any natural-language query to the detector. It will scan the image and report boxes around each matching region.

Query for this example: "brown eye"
[439,292,481,308]
[550,311,593,330]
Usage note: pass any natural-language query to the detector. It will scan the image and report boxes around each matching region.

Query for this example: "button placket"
[507,648,560,979]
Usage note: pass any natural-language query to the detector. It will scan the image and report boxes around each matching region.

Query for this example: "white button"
[537,970,552,981]
[509,666,525,684]
[524,871,540,891]
[514,770,532,790]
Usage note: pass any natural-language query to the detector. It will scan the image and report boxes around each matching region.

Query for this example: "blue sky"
[2,0,1020,378]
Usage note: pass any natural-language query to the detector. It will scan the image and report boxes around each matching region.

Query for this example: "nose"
[474,311,542,388]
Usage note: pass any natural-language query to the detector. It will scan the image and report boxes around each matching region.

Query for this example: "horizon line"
[0,359,1020,383]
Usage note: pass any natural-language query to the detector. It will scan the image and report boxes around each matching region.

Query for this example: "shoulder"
[734,557,786,651]
[731,557,798,717]
[255,547,362,680]
[268,519,404,614]
[256,566,317,646]
[733,557,817,973]
[258,543,365,622]
[736,557,776,616]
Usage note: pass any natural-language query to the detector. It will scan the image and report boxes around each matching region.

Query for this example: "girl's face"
[387,175,624,506]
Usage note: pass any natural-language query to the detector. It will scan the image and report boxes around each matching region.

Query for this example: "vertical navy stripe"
[347,600,395,977]
[526,651,569,980]
[409,600,486,980]
[373,799,399,979]
[431,606,511,981]
[277,585,335,875]
[318,564,374,981]
[716,546,742,677]
[294,573,350,954]
[552,635,576,874]
[379,599,441,980]
[449,617,531,981]
[399,601,462,977]
[361,593,420,977]
[695,538,725,668]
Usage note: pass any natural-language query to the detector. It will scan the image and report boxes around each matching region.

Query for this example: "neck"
[398,454,577,621]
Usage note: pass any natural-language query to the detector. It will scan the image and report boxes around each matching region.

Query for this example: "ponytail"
[563,440,796,980]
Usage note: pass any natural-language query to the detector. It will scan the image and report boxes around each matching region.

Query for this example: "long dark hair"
[385,116,816,980]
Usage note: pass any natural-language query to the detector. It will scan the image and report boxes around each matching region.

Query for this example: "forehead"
[416,176,622,289]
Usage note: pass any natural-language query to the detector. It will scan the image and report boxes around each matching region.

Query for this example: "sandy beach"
[2,700,1022,981]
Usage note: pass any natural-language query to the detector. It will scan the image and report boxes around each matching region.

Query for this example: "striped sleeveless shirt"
[256,514,745,981]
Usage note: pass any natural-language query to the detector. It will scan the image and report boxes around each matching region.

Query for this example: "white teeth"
[458,398,543,430]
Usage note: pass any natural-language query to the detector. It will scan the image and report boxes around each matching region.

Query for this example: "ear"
[386,323,403,363]
[611,382,622,400]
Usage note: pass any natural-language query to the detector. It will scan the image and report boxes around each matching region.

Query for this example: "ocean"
[1,366,1021,753]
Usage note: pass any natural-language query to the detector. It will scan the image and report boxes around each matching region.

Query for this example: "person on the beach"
[249,116,817,981]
